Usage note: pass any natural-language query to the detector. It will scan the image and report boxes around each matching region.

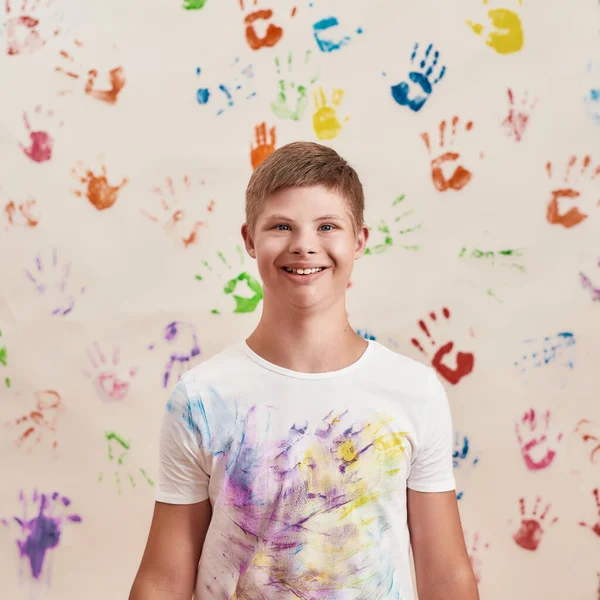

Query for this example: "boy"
[130,142,479,600]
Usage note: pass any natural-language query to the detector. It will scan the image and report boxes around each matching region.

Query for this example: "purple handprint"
[1,490,81,581]
[389,42,446,112]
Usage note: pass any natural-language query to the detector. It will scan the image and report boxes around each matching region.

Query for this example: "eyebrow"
[264,213,346,222]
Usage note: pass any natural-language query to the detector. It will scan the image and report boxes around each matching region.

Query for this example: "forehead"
[259,185,351,219]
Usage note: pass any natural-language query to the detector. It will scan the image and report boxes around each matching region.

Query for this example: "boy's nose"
[288,231,319,255]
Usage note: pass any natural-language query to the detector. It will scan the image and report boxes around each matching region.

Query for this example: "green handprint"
[99,431,154,495]
[0,330,10,388]
[271,51,320,121]
[364,194,422,255]
[183,0,207,9]
[196,245,264,315]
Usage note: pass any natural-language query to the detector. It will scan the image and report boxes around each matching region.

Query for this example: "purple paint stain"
[4,490,82,580]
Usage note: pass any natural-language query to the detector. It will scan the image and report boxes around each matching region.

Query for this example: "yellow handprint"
[312,87,348,140]
[466,0,524,55]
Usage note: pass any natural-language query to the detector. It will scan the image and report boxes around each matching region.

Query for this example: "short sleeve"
[406,370,456,493]
[154,377,211,504]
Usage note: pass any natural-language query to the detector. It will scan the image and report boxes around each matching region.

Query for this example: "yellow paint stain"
[337,438,357,462]
[338,489,380,521]
[466,6,524,54]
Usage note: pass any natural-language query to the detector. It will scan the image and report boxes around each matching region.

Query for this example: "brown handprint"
[71,159,128,210]
[420,116,483,192]
[545,155,600,229]
[464,530,490,584]
[4,0,60,56]
[141,176,215,247]
[410,307,475,385]
[250,122,276,169]
[4,390,65,453]
[240,0,285,50]
[579,488,600,538]
[55,39,126,104]
[502,87,537,142]
[511,496,558,551]
[515,408,563,471]
[4,197,39,229]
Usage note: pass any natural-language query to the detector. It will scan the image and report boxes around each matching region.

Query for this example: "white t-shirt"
[155,339,456,600]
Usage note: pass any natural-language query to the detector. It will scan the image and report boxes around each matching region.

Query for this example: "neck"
[246,294,368,373]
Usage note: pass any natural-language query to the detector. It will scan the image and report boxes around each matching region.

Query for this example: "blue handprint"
[312,16,363,53]
[389,43,446,112]
[452,431,479,500]
[584,59,600,125]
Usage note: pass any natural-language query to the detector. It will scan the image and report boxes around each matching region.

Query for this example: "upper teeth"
[285,267,324,274]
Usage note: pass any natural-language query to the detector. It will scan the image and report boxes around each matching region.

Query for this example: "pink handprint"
[82,342,138,402]
[19,105,63,163]
[511,496,558,551]
[515,408,563,471]
[579,488,600,538]
[410,307,475,385]
[4,0,61,56]
[502,87,537,142]
[464,530,490,584]
[4,390,64,453]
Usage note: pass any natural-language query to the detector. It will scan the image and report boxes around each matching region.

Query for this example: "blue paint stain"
[312,16,352,53]
[388,42,446,112]
[584,60,600,124]
[356,328,376,341]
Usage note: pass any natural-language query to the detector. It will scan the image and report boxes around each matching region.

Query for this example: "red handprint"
[545,155,600,229]
[420,116,483,192]
[515,408,563,471]
[19,105,63,163]
[240,0,285,50]
[410,307,475,385]
[4,0,60,56]
[511,496,558,551]
[71,159,128,210]
[579,488,600,538]
[250,122,276,169]
[502,87,537,142]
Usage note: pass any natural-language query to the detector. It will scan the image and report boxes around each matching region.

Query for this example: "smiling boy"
[130,142,479,600]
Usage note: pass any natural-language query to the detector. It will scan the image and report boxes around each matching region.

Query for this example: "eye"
[320,224,335,232]
[275,224,290,231]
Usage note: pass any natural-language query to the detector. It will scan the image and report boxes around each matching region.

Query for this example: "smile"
[281,266,328,282]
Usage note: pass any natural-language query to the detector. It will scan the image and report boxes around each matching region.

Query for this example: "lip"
[281,266,328,284]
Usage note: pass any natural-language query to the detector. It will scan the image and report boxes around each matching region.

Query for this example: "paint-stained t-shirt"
[155,339,456,600]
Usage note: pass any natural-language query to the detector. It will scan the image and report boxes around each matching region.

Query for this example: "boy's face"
[242,185,369,311]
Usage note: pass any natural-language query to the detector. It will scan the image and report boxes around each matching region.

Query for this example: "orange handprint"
[55,39,126,104]
[545,155,600,229]
[410,307,475,385]
[4,196,39,229]
[240,0,286,50]
[515,408,562,471]
[250,122,276,169]
[71,158,128,211]
[141,176,215,247]
[421,116,482,192]
[511,496,558,551]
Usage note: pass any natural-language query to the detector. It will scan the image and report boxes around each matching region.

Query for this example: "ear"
[241,223,257,259]
[354,224,370,259]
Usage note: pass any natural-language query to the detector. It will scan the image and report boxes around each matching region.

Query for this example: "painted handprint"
[196,59,256,116]
[511,496,558,551]
[24,247,86,316]
[364,194,422,255]
[195,245,264,315]
[464,530,490,584]
[141,175,214,247]
[148,321,201,388]
[71,158,128,210]
[453,431,480,500]
[82,342,138,402]
[466,0,524,55]
[251,122,276,169]
[312,86,347,140]
[421,116,483,192]
[311,12,363,53]
[502,88,537,141]
[545,155,600,229]
[4,0,62,56]
[514,331,576,376]
[1,490,81,581]
[584,59,600,125]
[568,419,600,480]
[515,409,562,471]
[0,330,10,388]
[458,246,526,271]
[99,431,154,494]
[579,488,600,538]
[183,0,206,8]
[4,390,64,453]
[580,257,600,302]
[240,0,288,50]
[19,105,63,163]
[410,307,475,385]
[3,195,39,229]
[388,42,446,113]
[55,38,126,103]
[271,51,319,121]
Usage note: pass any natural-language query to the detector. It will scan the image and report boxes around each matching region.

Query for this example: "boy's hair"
[245,141,365,236]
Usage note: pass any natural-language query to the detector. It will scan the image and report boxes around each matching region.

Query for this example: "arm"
[129,498,212,600]
[407,489,479,600]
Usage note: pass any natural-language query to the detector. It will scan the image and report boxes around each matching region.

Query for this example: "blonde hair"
[245,141,365,235]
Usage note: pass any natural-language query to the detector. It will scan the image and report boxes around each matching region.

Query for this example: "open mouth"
[282,267,327,276]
